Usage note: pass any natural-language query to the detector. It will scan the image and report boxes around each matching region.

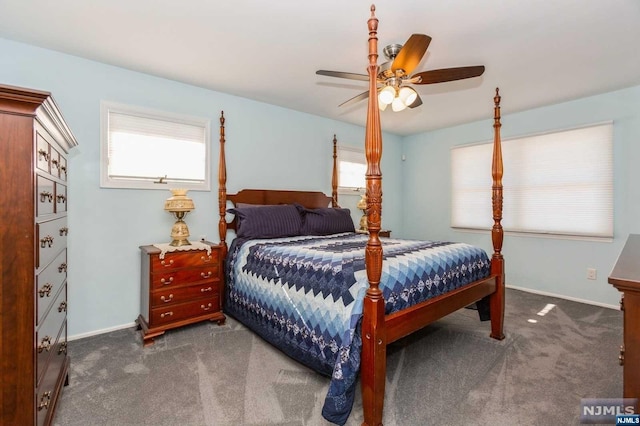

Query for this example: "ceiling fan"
[316,34,485,112]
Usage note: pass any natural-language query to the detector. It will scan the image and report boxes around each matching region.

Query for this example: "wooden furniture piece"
[0,84,77,426]
[137,243,226,346]
[608,234,640,401]
[216,8,504,425]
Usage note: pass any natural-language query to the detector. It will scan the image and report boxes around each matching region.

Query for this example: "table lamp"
[164,189,195,246]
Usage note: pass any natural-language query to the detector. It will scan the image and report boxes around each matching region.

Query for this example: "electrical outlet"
[586,268,597,280]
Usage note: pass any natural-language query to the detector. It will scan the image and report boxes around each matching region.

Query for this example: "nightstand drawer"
[151,267,219,290]
[150,296,220,325]
[151,282,219,307]
[150,250,219,271]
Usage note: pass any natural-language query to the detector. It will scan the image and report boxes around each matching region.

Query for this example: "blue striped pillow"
[229,204,302,239]
[299,207,355,235]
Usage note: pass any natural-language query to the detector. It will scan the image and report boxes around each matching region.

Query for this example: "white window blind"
[451,122,613,238]
[338,146,366,191]
[100,102,210,190]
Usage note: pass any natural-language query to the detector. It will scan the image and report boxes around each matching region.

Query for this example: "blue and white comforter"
[225,233,490,425]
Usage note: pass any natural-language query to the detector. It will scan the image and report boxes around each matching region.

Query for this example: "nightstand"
[379,230,391,238]
[136,242,225,346]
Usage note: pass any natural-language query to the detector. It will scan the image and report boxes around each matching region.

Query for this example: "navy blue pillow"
[298,206,355,235]
[229,204,302,239]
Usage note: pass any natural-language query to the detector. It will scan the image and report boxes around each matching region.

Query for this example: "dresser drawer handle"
[38,336,52,353]
[160,294,174,303]
[59,227,69,236]
[60,165,67,176]
[40,191,53,203]
[200,287,213,293]
[57,194,66,203]
[201,255,212,262]
[161,259,174,267]
[58,262,67,273]
[51,159,59,169]
[201,271,213,279]
[58,341,67,355]
[38,149,50,162]
[38,391,51,411]
[39,283,53,298]
[58,301,67,312]
[40,236,54,248]
[160,311,173,318]
[619,345,625,366]
[201,303,213,311]
[160,277,174,285]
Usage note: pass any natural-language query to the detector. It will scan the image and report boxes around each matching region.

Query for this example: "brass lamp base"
[169,217,191,247]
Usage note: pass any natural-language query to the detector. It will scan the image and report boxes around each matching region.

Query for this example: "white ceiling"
[1,0,639,136]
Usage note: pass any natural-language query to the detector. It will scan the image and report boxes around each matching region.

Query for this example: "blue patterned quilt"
[224,233,491,425]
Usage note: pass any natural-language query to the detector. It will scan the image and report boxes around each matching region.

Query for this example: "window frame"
[450,121,614,240]
[336,145,367,195]
[100,101,211,191]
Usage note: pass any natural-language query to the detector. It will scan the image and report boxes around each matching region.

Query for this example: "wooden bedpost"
[331,134,339,207]
[489,88,505,340]
[218,111,228,254]
[361,5,386,426]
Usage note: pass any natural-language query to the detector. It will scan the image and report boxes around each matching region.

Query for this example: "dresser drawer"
[36,285,66,386]
[151,266,219,290]
[36,217,67,270]
[36,321,67,426]
[36,249,67,326]
[150,249,219,271]
[150,296,220,326]
[36,175,55,216]
[36,131,51,174]
[55,183,67,213]
[151,281,220,307]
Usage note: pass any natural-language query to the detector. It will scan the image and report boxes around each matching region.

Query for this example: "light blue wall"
[0,38,404,337]
[402,86,640,307]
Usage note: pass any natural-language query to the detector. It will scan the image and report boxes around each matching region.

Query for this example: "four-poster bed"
[215,6,505,426]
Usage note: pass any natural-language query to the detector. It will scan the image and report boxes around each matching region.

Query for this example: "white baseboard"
[68,321,136,342]
[506,284,619,310]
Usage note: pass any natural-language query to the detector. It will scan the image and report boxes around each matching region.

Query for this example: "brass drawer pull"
[60,165,67,176]
[201,271,213,279]
[58,301,67,312]
[58,263,67,273]
[201,303,213,311]
[201,255,212,262]
[160,277,174,285]
[38,149,50,162]
[58,341,68,355]
[40,191,53,202]
[160,294,174,303]
[619,345,625,366]
[39,283,53,298]
[160,259,174,267]
[57,194,66,203]
[51,159,59,169]
[40,236,54,248]
[38,336,52,353]
[200,287,213,293]
[160,311,173,318]
[59,227,69,236]
[38,391,51,411]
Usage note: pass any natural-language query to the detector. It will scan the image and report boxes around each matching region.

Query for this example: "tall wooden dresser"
[0,84,78,425]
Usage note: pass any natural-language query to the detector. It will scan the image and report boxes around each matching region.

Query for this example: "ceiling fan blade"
[408,93,423,109]
[412,65,485,85]
[391,34,431,75]
[316,70,369,81]
[339,90,370,107]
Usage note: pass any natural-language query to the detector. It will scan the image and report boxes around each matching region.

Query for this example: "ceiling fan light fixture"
[398,86,417,107]
[391,97,407,112]
[379,86,395,105]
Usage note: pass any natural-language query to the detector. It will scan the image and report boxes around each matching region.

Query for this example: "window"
[100,102,211,190]
[451,122,613,239]
[337,146,366,192]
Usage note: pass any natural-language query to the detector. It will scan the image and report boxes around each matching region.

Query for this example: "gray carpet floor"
[53,288,623,425]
